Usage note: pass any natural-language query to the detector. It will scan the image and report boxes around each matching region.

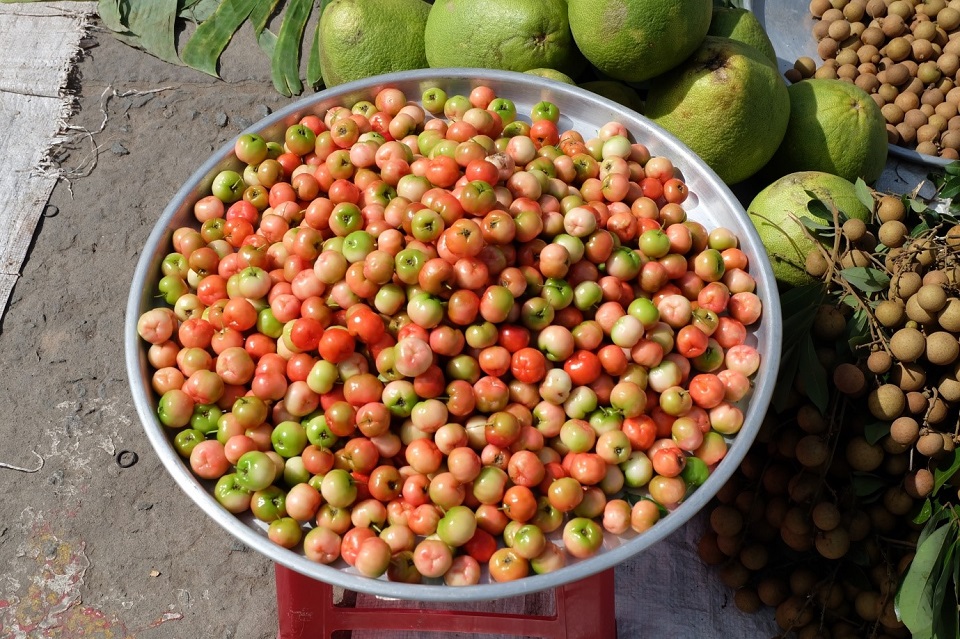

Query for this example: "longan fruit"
[813,304,847,341]
[805,250,830,277]
[890,270,922,299]
[917,430,946,456]
[875,299,906,328]
[816,527,851,559]
[716,533,742,558]
[941,374,960,401]
[812,0,834,15]
[812,501,842,531]
[867,349,894,373]
[938,297,960,331]
[917,283,948,312]
[906,293,937,323]
[697,531,725,565]
[776,595,814,631]
[739,544,769,571]
[846,435,886,470]
[867,384,907,420]
[889,326,925,361]
[710,504,743,537]
[926,330,960,364]
[797,403,828,434]
[904,108,929,130]
[718,560,750,589]
[890,415,920,445]
[904,468,934,498]
[758,577,790,607]
[834,362,867,396]
[846,509,872,541]
[734,587,762,614]
[891,361,926,392]
[855,591,882,622]
[905,390,929,414]
[877,195,907,222]
[917,140,941,155]
[882,485,914,515]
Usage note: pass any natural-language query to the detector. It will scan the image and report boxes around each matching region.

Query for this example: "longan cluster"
[864,206,960,495]
[797,0,960,159]
[699,311,923,638]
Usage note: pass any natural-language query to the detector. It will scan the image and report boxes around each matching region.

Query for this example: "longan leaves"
[772,284,825,413]
[895,521,956,638]
[862,420,890,446]
[797,333,828,414]
[854,178,875,214]
[838,267,889,294]
[934,449,960,496]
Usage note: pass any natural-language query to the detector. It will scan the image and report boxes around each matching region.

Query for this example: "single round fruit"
[525,68,576,85]
[645,37,790,185]
[707,7,778,66]
[889,327,925,363]
[867,384,906,421]
[425,0,579,74]
[747,171,871,287]
[768,79,888,184]
[567,0,713,83]
[318,0,430,88]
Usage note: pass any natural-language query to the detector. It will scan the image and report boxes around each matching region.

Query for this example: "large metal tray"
[125,68,782,601]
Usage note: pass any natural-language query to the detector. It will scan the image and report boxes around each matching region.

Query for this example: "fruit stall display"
[44,0,954,634]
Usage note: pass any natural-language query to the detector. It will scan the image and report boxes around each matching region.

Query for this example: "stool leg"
[276,563,343,639]
[556,568,617,639]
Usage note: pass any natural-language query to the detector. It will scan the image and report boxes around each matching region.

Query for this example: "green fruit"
[578,80,644,113]
[768,78,888,184]
[568,0,713,83]
[319,0,430,88]
[525,68,577,85]
[644,36,790,185]
[707,7,778,67]
[424,0,578,73]
[747,171,871,288]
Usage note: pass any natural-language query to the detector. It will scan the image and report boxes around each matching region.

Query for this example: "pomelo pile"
[314,0,889,188]
[136,83,768,586]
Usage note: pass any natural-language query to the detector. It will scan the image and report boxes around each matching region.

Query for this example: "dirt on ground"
[0,19,296,639]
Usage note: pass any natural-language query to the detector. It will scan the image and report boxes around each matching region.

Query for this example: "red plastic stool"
[275,563,617,639]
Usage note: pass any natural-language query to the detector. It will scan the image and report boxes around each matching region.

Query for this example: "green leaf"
[934,448,960,495]
[945,161,960,176]
[911,221,931,236]
[271,0,313,97]
[931,541,957,639]
[798,333,828,413]
[306,16,324,90]
[799,216,835,238]
[896,522,953,635]
[840,267,890,294]
[914,498,934,526]
[851,471,886,499]
[864,421,891,445]
[182,0,259,77]
[854,178,875,213]
[249,0,280,57]
[805,193,835,221]
[112,0,182,66]
[845,307,872,353]
[180,0,220,22]
[97,0,130,34]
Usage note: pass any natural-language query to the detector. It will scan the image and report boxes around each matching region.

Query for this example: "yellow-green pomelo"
[708,7,778,67]
[579,80,644,113]
[644,36,790,185]
[747,171,871,288]
[768,78,888,184]
[424,0,578,73]
[319,0,430,87]
[568,0,713,83]
[525,68,576,85]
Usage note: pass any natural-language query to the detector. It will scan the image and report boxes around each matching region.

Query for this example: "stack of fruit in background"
[799,0,960,160]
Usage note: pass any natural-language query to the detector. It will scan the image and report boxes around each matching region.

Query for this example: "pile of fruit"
[696,169,960,638]
[800,0,960,160]
[135,83,768,585]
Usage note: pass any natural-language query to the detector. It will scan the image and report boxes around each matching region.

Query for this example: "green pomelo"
[708,7,778,67]
[769,78,888,184]
[644,36,790,185]
[319,0,430,88]
[424,0,577,73]
[747,171,872,288]
[525,68,577,85]
[578,80,644,113]
[567,0,713,83]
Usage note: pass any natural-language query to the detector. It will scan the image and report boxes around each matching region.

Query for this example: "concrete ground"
[0,19,293,639]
